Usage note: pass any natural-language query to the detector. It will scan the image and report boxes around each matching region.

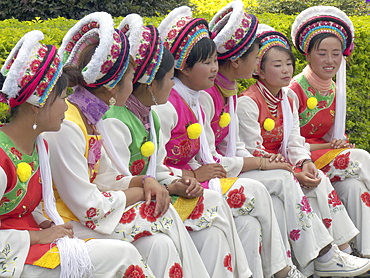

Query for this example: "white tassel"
[57,236,94,278]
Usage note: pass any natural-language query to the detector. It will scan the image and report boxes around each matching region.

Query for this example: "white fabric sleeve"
[43,120,128,235]
[0,168,30,277]
[199,91,243,177]
[236,95,269,156]
[152,102,194,177]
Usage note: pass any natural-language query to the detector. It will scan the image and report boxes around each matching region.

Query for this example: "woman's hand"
[329,139,355,149]
[263,153,286,163]
[168,176,203,198]
[143,177,171,217]
[193,163,226,182]
[29,222,74,245]
[295,162,321,189]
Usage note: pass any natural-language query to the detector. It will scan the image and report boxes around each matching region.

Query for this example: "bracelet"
[301,159,313,167]
[191,170,197,179]
[141,175,155,185]
[258,157,263,170]
[164,184,169,191]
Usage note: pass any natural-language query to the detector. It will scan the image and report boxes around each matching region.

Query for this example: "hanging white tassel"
[37,135,94,277]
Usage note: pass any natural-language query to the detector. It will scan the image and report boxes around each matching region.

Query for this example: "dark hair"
[218,38,261,67]
[257,45,296,78]
[185,37,216,68]
[307,33,343,54]
[133,47,174,91]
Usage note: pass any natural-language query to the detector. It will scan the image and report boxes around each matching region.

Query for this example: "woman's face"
[306,36,343,80]
[183,51,218,91]
[235,44,260,79]
[259,47,294,95]
[114,63,135,106]
[38,88,68,132]
[151,66,175,105]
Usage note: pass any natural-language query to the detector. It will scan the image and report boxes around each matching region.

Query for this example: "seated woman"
[0,30,155,278]
[289,5,370,258]
[103,13,250,278]
[43,12,209,278]
[237,23,370,277]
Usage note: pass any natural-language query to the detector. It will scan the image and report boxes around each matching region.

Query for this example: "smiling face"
[306,36,343,81]
[181,51,218,91]
[259,47,294,96]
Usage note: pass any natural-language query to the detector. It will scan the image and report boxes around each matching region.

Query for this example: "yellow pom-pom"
[140,141,155,157]
[16,162,32,182]
[219,112,231,128]
[307,97,318,110]
[263,118,275,131]
[187,123,202,139]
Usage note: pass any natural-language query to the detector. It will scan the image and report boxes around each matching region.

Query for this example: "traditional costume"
[288,6,370,257]
[43,12,209,278]
[103,14,252,277]
[0,30,154,278]
[152,4,287,277]
[237,24,370,276]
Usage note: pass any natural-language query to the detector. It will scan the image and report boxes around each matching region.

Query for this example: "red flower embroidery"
[188,196,205,220]
[328,190,342,207]
[234,28,244,39]
[36,82,48,96]
[361,192,370,207]
[333,152,350,170]
[224,39,236,50]
[16,189,22,196]
[86,207,97,218]
[300,196,312,213]
[38,47,47,57]
[142,31,151,41]
[113,32,121,43]
[287,250,291,258]
[133,230,152,242]
[139,201,159,222]
[330,175,342,183]
[101,60,113,74]
[169,262,183,278]
[226,187,246,208]
[65,41,75,52]
[321,164,331,173]
[186,226,193,231]
[223,253,233,273]
[10,147,22,160]
[102,192,112,197]
[124,265,145,278]
[178,139,192,157]
[0,197,10,206]
[176,19,186,27]
[30,59,41,73]
[289,229,301,241]
[116,175,125,181]
[85,221,96,230]
[168,29,178,40]
[323,218,332,229]
[317,100,328,109]
[110,44,120,59]
[120,208,136,224]
[130,159,146,176]
[20,74,32,87]
[72,32,82,41]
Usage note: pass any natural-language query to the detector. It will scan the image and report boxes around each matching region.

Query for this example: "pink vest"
[205,86,236,149]
[164,89,201,171]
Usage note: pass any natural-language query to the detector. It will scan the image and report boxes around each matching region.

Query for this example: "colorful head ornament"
[119,14,164,84]
[291,6,354,56]
[254,24,291,76]
[209,0,258,61]
[158,6,210,70]
[1,30,62,108]
[58,12,130,89]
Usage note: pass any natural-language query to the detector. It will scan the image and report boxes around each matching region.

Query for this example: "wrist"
[141,175,155,186]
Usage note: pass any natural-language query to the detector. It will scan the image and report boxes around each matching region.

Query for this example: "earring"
[148,86,158,106]
[32,114,38,130]
[109,96,116,105]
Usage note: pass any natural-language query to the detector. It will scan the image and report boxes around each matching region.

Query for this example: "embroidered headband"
[58,12,130,89]
[254,24,291,76]
[119,14,164,84]
[291,6,354,56]
[209,0,258,61]
[158,6,210,70]
[1,30,62,108]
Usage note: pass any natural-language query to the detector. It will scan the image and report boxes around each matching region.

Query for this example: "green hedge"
[0,13,369,150]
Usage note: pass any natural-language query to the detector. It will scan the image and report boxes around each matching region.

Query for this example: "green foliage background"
[0,12,369,150]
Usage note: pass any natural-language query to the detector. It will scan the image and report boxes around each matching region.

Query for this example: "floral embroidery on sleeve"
[223,253,233,273]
